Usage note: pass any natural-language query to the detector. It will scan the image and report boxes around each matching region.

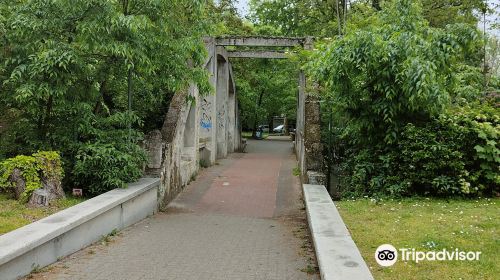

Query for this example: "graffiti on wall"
[217,104,226,129]
[200,98,212,131]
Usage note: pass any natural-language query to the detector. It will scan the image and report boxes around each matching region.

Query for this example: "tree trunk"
[283,116,289,136]
[252,90,265,138]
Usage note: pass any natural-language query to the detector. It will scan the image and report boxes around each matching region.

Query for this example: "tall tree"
[421,0,488,28]
[0,0,211,194]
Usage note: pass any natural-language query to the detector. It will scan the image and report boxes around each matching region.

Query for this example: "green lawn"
[241,131,269,139]
[336,198,499,280]
[0,193,84,235]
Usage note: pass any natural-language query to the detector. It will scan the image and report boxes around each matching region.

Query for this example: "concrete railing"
[303,184,374,280]
[0,177,160,280]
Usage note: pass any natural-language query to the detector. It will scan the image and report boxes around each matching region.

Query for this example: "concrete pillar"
[299,37,323,177]
[199,38,217,166]
[296,70,306,174]
[227,71,236,153]
[216,52,229,159]
[304,95,322,172]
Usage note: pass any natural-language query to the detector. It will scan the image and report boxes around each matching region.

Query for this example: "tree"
[249,0,347,37]
[233,58,298,137]
[421,0,488,28]
[0,0,210,195]
[206,0,254,35]
[309,0,481,144]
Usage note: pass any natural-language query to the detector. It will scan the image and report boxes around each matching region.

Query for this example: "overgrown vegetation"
[0,0,211,196]
[0,0,498,200]
[0,151,63,199]
[308,0,499,197]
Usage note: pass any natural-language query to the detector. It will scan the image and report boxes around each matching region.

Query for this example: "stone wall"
[294,37,323,182]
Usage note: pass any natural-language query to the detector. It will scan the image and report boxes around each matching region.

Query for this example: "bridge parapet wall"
[144,38,243,208]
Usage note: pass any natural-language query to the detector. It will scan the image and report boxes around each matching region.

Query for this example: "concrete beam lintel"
[228,51,289,59]
[216,36,307,47]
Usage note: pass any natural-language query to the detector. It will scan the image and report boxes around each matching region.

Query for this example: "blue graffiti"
[201,120,212,130]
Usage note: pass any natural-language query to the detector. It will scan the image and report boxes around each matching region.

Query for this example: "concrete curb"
[0,177,160,280]
[303,184,374,280]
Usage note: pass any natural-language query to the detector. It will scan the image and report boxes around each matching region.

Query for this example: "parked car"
[273,125,295,134]
[273,125,284,133]
[258,125,269,133]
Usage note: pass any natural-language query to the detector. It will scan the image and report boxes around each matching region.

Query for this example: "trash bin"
[255,130,263,139]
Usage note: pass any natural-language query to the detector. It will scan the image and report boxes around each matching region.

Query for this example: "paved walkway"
[31,139,319,280]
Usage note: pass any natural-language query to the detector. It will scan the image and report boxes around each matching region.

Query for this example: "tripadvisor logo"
[375,244,398,267]
[375,244,481,267]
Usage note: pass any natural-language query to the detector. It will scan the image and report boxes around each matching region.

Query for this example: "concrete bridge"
[144,36,324,208]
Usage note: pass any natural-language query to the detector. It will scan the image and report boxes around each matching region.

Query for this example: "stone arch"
[183,103,196,149]
[227,65,236,153]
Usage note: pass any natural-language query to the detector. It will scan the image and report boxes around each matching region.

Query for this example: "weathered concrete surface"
[307,171,326,186]
[216,36,306,47]
[30,140,319,280]
[0,178,159,280]
[143,38,244,209]
[303,184,373,280]
[228,50,288,59]
[304,95,323,174]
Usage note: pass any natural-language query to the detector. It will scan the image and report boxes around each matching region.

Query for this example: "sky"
[483,0,500,36]
[235,0,249,16]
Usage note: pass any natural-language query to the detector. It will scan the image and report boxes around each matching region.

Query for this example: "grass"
[336,197,499,280]
[0,193,84,235]
[241,131,269,139]
[292,166,301,176]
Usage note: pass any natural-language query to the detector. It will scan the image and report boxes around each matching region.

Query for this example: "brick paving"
[30,139,319,280]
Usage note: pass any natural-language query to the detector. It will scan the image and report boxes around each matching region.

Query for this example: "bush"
[72,112,147,196]
[73,143,146,196]
[0,151,63,199]
[339,103,499,197]
[310,0,480,145]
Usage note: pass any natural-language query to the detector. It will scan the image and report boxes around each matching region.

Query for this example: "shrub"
[73,143,146,196]
[72,112,148,196]
[0,151,63,199]
[312,0,494,198]
[338,103,499,197]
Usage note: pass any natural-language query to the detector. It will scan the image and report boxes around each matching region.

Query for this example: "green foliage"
[72,112,147,196]
[74,143,146,196]
[312,0,495,198]
[249,0,344,37]
[420,0,488,28]
[0,0,210,196]
[311,0,481,145]
[249,0,489,37]
[0,151,63,199]
[234,58,298,133]
[206,0,253,35]
[339,104,499,197]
